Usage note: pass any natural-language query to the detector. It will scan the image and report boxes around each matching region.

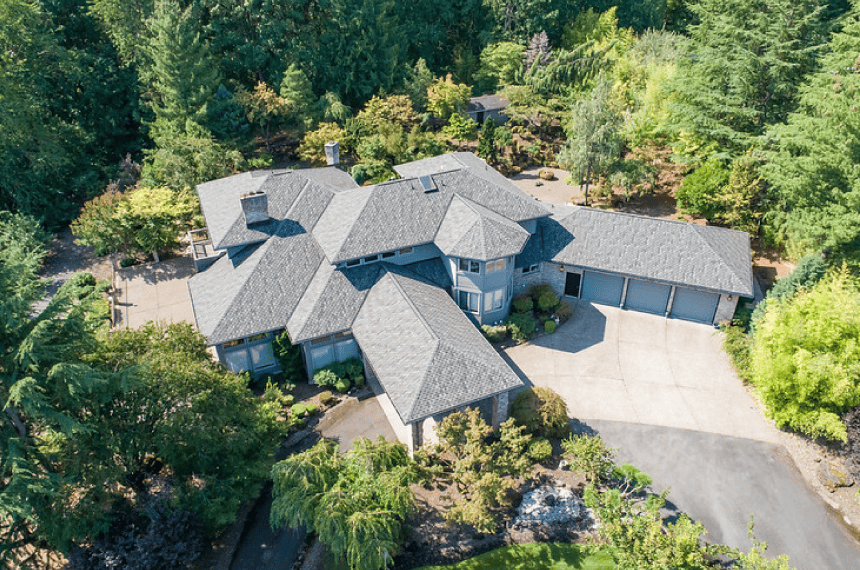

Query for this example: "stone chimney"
[240,191,268,225]
[324,141,340,166]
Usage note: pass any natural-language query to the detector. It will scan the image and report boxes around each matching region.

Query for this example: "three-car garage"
[574,270,722,324]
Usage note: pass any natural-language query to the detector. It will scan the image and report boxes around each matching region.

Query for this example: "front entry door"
[564,272,581,297]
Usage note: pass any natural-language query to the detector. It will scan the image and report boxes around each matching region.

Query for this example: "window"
[484,288,505,311]
[311,335,332,345]
[486,259,506,273]
[458,258,480,273]
[345,259,360,267]
[457,290,480,312]
[382,251,396,259]
[222,338,245,348]
[522,263,539,274]
[399,247,413,255]
[334,331,352,339]
[364,254,379,263]
[248,332,269,342]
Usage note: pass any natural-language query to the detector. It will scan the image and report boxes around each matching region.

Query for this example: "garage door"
[581,271,625,306]
[671,287,719,323]
[625,279,671,315]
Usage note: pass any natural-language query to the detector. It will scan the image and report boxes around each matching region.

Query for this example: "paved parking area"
[503,301,779,443]
[114,257,196,329]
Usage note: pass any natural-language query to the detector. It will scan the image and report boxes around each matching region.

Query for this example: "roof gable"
[434,195,531,261]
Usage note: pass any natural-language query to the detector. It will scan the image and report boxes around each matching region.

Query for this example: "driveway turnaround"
[504,301,779,443]
[590,420,860,570]
[503,301,860,570]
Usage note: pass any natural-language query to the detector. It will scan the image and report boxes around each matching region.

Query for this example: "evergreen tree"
[477,117,499,163]
[762,6,860,265]
[280,63,318,132]
[667,0,824,155]
[145,0,221,138]
[558,80,623,205]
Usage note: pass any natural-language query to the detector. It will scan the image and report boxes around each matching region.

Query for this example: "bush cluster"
[272,331,307,384]
[510,387,570,439]
[504,313,536,342]
[481,324,508,342]
[537,291,559,312]
[512,296,534,313]
[312,357,365,393]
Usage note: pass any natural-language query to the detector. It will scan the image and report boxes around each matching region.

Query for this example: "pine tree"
[477,117,499,163]
[280,63,318,132]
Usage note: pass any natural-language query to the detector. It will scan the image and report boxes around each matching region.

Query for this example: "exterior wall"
[302,332,360,380]
[449,255,516,325]
[385,243,440,266]
[216,330,280,377]
[713,293,740,325]
[514,262,565,298]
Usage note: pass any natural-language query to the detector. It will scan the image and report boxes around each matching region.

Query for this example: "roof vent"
[324,141,340,166]
[419,175,437,193]
[240,191,268,225]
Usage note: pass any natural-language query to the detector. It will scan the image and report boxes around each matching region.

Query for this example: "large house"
[187,151,754,452]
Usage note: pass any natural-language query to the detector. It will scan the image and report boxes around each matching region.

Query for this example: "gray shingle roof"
[286,263,381,342]
[313,178,454,262]
[466,94,510,113]
[196,167,356,251]
[351,265,523,423]
[188,180,335,344]
[543,207,754,297]
[434,195,531,261]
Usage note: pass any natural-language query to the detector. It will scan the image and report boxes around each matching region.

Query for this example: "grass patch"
[415,543,615,570]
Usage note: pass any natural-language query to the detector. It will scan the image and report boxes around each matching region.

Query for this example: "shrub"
[537,291,559,312]
[290,403,307,418]
[120,257,136,268]
[334,378,351,393]
[342,357,364,381]
[529,283,555,302]
[512,295,534,314]
[562,434,616,483]
[313,368,339,387]
[544,320,557,334]
[556,301,573,320]
[481,324,508,342]
[305,403,319,416]
[273,331,307,384]
[283,394,295,407]
[511,387,570,438]
[676,157,730,221]
[505,313,536,342]
[319,391,334,405]
[528,438,554,463]
[722,325,753,381]
[352,374,366,387]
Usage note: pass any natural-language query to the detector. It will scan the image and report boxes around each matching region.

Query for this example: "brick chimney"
[240,191,268,225]
[324,141,340,166]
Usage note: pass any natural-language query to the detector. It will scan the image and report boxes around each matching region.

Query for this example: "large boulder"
[818,460,854,492]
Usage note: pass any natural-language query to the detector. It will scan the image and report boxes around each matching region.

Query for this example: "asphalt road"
[589,420,860,570]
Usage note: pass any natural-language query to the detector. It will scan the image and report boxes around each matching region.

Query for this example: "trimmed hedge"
[319,391,334,405]
[544,320,557,334]
[305,403,319,415]
[290,403,307,418]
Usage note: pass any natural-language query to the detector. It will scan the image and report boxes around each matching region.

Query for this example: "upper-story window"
[458,258,480,273]
[486,258,506,273]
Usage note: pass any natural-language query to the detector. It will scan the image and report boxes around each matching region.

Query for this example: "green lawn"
[414,543,615,570]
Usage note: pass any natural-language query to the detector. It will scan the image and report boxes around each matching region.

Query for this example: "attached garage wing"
[581,271,625,306]
[671,287,719,324]
[624,279,671,315]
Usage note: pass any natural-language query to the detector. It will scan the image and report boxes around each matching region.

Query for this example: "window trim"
[484,288,505,312]
[522,263,539,274]
[457,290,480,313]
[486,258,506,273]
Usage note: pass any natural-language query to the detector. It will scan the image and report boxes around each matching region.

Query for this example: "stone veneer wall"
[513,262,566,298]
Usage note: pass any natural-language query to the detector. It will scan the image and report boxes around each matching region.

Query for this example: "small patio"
[114,256,196,330]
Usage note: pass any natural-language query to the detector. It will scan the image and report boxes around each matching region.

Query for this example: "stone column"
[408,421,423,457]
[492,391,510,431]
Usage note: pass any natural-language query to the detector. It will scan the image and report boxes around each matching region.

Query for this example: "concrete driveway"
[503,301,860,570]
[503,301,778,444]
